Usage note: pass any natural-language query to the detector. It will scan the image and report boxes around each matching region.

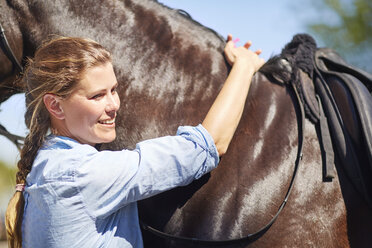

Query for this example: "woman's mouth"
[98,118,115,125]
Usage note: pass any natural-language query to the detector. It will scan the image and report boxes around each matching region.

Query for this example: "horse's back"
[140,70,351,248]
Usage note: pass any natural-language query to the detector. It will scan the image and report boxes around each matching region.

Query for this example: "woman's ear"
[43,94,65,120]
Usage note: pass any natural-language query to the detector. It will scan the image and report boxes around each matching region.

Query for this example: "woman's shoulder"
[27,135,98,183]
[41,135,96,151]
[40,135,97,163]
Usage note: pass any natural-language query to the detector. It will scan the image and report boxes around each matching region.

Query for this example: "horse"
[0,0,371,247]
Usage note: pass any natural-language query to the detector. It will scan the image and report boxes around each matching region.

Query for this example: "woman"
[6,35,264,247]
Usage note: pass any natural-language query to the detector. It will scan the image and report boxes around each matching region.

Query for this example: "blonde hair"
[5,36,112,247]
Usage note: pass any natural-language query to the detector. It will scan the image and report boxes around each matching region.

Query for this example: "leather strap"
[0,22,23,72]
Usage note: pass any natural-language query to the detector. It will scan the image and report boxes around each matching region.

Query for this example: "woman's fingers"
[225,35,264,68]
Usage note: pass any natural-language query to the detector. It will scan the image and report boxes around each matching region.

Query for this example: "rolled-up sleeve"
[174,124,219,179]
[76,124,219,219]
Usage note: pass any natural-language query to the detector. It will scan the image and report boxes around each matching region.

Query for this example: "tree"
[308,0,372,73]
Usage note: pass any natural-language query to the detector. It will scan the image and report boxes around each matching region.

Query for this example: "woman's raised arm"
[202,35,265,156]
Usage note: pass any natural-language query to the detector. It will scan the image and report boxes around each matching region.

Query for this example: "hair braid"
[16,102,50,184]
[6,102,49,248]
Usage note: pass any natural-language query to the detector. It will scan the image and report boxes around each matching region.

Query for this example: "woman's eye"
[91,94,103,100]
[111,87,118,94]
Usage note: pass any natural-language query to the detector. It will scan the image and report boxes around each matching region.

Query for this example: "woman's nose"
[105,93,120,113]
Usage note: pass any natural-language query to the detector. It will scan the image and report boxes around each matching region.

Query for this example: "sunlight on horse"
[0,0,371,247]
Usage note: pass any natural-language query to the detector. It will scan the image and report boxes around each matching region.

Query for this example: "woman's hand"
[202,35,265,156]
[224,34,265,73]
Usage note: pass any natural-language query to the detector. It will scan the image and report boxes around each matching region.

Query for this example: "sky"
[0,0,327,166]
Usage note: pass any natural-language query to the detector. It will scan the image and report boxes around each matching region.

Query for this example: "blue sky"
[0,0,325,166]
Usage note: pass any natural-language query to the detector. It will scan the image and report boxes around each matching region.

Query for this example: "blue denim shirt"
[22,125,219,248]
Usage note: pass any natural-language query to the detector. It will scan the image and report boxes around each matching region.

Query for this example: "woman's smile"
[98,118,116,125]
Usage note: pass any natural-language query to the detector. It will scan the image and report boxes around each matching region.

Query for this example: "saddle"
[281,34,372,209]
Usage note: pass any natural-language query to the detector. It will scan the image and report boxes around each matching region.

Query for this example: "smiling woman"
[6,36,114,248]
[43,62,120,146]
[4,30,264,247]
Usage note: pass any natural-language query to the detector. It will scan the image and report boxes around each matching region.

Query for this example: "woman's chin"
[101,133,117,144]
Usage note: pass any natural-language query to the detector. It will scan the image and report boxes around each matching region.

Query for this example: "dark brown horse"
[1,0,371,247]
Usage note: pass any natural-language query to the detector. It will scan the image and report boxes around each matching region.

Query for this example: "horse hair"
[281,33,317,79]
[155,1,226,44]
[261,34,319,123]
[260,34,317,84]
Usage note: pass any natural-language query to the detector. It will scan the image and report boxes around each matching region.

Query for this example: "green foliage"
[0,161,16,240]
[0,160,16,210]
[309,0,372,72]
[0,160,16,236]
[0,161,16,191]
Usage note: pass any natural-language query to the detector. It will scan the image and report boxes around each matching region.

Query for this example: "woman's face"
[59,62,120,146]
